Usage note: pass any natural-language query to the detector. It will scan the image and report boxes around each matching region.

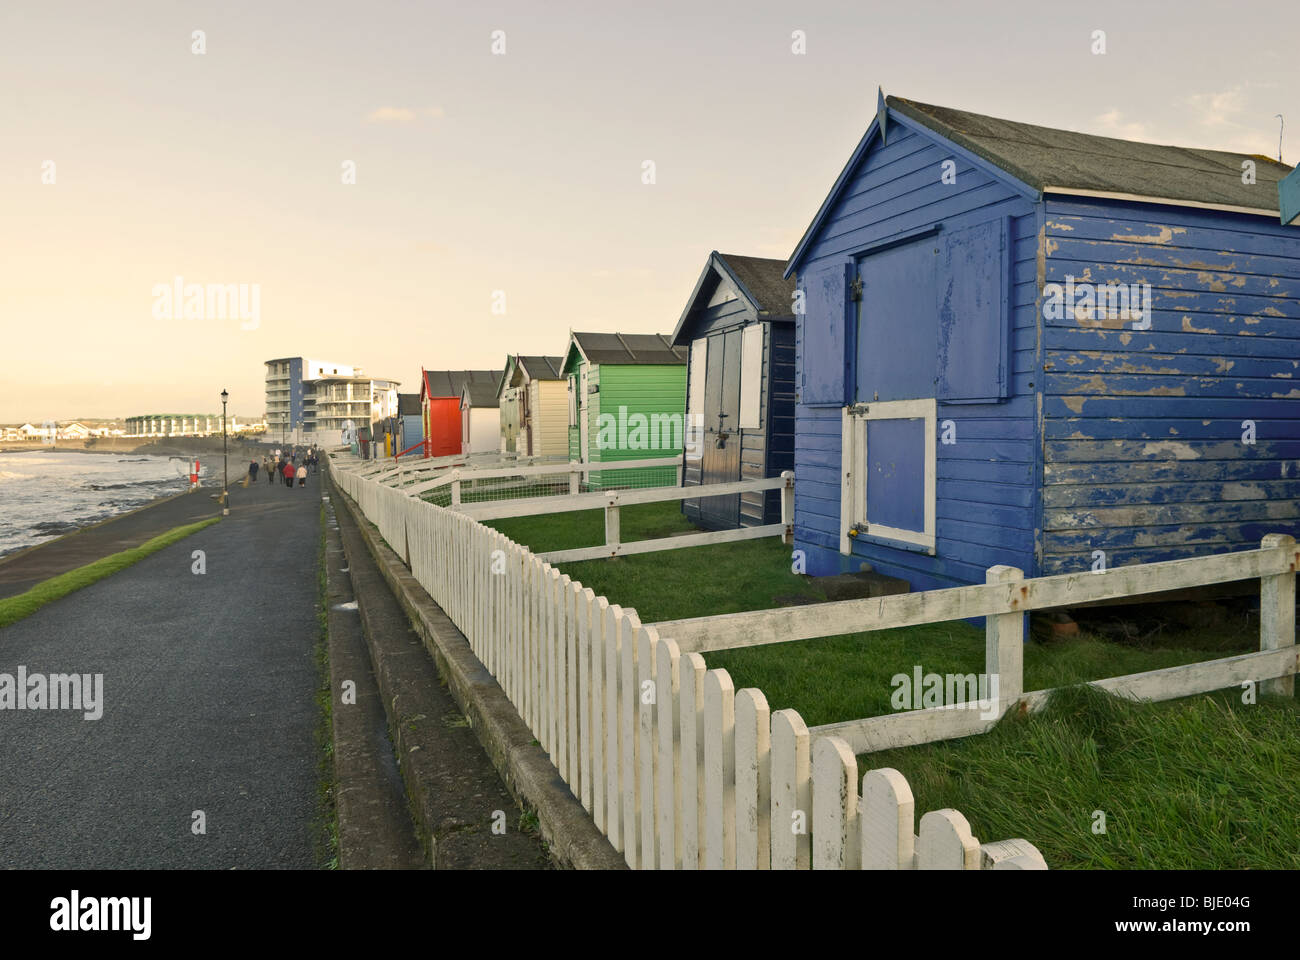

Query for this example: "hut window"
[739,325,762,429]
[840,398,936,555]
[568,375,578,426]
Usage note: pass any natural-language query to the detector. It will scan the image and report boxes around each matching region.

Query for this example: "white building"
[303,374,400,448]
[265,356,357,443]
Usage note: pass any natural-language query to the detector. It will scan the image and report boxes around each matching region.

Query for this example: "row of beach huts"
[371,93,1300,592]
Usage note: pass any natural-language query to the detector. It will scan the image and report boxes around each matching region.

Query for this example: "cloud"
[1186,86,1248,128]
[366,106,445,124]
[1092,109,1148,141]
[1183,83,1282,156]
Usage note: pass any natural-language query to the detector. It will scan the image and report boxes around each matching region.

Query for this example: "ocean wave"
[0,471,35,482]
[85,478,178,491]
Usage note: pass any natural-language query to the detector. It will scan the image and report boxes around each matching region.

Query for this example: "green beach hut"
[561,332,689,489]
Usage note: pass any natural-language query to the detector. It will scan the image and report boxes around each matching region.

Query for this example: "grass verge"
[867,684,1300,869]
[0,517,221,629]
[489,502,1300,868]
[313,497,340,869]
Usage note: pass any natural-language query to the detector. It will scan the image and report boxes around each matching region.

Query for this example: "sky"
[1,0,1297,421]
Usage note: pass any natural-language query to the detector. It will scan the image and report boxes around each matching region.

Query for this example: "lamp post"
[221,389,229,516]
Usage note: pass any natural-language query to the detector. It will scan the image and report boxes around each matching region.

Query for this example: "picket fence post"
[620,610,643,868]
[591,595,610,832]
[655,637,682,869]
[555,572,570,781]
[770,709,811,869]
[638,625,659,867]
[578,585,595,813]
[702,668,736,869]
[604,602,624,853]
[916,809,980,870]
[568,581,583,790]
[678,652,707,869]
[812,736,859,869]
[735,688,771,870]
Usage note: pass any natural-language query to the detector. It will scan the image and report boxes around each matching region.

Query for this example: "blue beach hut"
[786,93,1299,590]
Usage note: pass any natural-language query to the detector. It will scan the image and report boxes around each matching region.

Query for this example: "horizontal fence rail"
[650,536,1298,758]
[456,471,795,563]
[329,457,1049,870]
[651,542,1300,654]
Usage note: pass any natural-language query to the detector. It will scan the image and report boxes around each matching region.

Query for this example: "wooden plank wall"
[1041,198,1300,572]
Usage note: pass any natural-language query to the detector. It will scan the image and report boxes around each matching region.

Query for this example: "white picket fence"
[331,459,1048,870]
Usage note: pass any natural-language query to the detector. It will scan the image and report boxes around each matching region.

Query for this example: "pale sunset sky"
[1,0,1296,421]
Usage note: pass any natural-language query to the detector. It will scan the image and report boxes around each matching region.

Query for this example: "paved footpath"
[0,471,324,868]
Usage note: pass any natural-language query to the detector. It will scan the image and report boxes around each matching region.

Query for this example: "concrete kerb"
[330,477,626,870]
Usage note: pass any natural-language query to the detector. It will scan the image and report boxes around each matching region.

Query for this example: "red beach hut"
[419,369,501,457]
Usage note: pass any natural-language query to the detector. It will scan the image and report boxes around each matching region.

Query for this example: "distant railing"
[458,471,795,563]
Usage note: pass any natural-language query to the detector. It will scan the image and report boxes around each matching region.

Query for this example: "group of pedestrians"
[249,446,319,490]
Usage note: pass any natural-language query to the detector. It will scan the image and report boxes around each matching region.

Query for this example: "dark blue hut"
[786,93,1299,590]
[671,252,796,530]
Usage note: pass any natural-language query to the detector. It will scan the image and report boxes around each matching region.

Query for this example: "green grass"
[0,517,221,629]
[488,501,824,620]
[488,504,1300,868]
[868,684,1300,869]
[314,498,340,870]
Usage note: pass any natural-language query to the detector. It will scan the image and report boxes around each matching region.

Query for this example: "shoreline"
[1,439,272,458]
[0,439,271,566]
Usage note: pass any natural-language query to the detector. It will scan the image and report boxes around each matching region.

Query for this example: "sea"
[0,450,208,558]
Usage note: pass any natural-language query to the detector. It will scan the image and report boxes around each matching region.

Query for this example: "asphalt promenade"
[0,468,324,868]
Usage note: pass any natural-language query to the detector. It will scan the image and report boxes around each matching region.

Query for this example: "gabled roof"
[567,332,687,367]
[671,252,796,344]
[517,355,565,380]
[461,381,500,407]
[787,93,1295,276]
[422,369,501,400]
[397,393,421,416]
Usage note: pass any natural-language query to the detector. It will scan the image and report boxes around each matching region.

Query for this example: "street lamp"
[221,388,229,516]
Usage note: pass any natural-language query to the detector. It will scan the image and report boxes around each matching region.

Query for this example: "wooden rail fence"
[457,471,795,562]
[650,536,1299,755]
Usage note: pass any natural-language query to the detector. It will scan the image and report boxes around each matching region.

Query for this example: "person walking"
[296,463,307,488]
[248,459,259,483]
[282,459,295,488]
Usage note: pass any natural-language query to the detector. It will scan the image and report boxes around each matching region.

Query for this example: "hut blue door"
[697,327,743,527]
